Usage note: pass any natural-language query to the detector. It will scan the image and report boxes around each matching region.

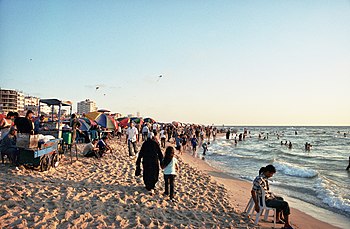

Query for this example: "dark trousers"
[142,133,148,141]
[3,148,20,166]
[164,174,176,198]
[161,138,166,148]
[266,197,290,217]
[84,150,100,158]
[128,140,137,156]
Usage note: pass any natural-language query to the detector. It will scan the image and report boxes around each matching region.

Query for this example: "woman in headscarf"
[136,133,163,193]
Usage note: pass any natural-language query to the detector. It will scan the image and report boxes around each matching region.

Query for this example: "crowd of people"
[8,110,343,228]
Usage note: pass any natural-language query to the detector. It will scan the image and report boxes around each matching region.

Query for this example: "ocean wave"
[273,161,318,178]
[315,177,350,214]
[240,175,255,181]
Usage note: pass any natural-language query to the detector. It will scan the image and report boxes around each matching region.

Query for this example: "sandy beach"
[0,138,257,229]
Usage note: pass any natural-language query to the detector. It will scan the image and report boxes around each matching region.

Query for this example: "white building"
[77,99,97,114]
[0,88,25,114]
[24,96,39,114]
[17,91,24,113]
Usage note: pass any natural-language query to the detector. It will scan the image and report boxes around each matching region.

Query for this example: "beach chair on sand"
[244,197,255,216]
[253,189,276,228]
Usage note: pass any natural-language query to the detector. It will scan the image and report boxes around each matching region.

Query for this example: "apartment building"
[77,99,97,114]
[0,88,25,114]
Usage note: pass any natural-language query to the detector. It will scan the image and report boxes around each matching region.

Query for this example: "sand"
[0,136,341,228]
[0,138,257,229]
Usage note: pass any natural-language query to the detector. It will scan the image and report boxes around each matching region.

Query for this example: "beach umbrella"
[119,117,130,128]
[97,109,110,113]
[172,121,179,127]
[80,117,98,126]
[109,116,118,129]
[130,117,143,125]
[95,113,116,130]
[78,118,91,131]
[85,111,101,120]
[144,117,156,124]
[117,117,127,122]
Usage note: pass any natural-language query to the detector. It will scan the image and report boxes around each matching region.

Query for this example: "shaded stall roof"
[39,99,72,106]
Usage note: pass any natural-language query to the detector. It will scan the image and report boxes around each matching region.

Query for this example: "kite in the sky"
[157,75,163,82]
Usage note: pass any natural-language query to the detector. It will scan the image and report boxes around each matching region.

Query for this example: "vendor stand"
[17,98,75,170]
[18,137,60,171]
[38,99,73,138]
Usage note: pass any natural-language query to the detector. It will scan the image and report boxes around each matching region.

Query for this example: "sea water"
[205,126,350,228]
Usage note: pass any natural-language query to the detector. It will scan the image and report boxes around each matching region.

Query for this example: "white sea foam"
[315,177,350,214]
[273,161,318,178]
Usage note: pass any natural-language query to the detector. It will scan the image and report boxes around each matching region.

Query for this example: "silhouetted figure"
[346,156,350,171]
[226,130,230,139]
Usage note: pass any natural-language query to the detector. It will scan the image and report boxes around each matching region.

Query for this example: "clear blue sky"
[1,0,350,125]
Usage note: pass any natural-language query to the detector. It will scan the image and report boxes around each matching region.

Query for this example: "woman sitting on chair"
[251,164,293,229]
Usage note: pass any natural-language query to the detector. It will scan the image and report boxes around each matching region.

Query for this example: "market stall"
[17,98,73,171]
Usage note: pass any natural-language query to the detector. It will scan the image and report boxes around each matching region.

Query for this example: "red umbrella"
[119,117,130,128]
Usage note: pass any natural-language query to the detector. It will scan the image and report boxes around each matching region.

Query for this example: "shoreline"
[179,142,341,229]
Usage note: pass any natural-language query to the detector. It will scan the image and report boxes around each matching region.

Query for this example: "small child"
[161,146,179,200]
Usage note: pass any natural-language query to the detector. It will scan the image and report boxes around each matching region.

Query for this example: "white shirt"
[127,126,138,142]
[82,142,95,156]
[152,123,158,131]
[160,130,166,139]
[163,157,178,175]
[142,125,149,133]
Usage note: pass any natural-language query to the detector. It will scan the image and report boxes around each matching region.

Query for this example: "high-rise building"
[0,88,25,114]
[77,99,97,114]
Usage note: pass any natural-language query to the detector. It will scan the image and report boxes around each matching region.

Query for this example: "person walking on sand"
[70,113,81,143]
[136,134,163,193]
[142,124,149,141]
[175,134,182,155]
[126,122,138,156]
[251,165,294,229]
[161,146,179,200]
[191,135,198,156]
[160,128,166,148]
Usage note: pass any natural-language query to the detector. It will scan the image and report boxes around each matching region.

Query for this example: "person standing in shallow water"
[136,134,163,192]
[346,156,350,171]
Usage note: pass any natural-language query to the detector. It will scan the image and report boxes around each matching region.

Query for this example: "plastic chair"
[254,189,276,228]
[244,197,255,216]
